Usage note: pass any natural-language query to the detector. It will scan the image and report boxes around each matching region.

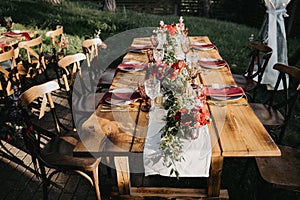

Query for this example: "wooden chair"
[249,63,300,143]
[18,34,49,81]
[58,53,104,129]
[45,25,67,63]
[253,64,300,196]
[82,37,105,68]
[19,81,102,200]
[232,42,272,101]
[0,46,21,97]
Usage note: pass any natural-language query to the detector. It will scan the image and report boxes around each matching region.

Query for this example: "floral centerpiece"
[148,18,211,176]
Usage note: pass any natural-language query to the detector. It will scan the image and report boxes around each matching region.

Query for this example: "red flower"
[165,24,177,36]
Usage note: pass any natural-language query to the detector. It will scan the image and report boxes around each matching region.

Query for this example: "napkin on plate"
[117,62,147,71]
[190,43,216,50]
[198,59,227,68]
[203,86,245,97]
[2,31,31,41]
[127,45,153,52]
[98,90,141,105]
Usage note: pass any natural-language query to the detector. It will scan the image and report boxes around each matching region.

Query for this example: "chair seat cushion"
[255,145,300,191]
[41,136,99,170]
[232,74,258,91]
[249,103,284,127]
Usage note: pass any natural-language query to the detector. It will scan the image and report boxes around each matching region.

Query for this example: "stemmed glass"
[181,35,191,61]
[153,48,164,64]
[144,78,161,111]
[150,35,159,48]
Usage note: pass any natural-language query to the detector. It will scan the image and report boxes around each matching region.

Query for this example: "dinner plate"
[120,61,145,72]
[105,88,135,105]
[210,95,243,101]
[191,42,215,51]
[199,58,226,69]
[128,45,150,52]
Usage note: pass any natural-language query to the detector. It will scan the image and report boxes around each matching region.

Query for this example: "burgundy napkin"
[117,63,147,71]
[2,31,31,41]
[127,45,153,52]
[203,86,245,97]
[98,91,141,104]
[190,43,216,50]
[198,59,227,68]
[0,42,8,52]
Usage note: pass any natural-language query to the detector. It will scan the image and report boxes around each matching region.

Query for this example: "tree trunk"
[104,0,116,12]
[202,0,211,17]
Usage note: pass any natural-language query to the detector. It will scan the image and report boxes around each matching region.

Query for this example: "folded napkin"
[198,59,227,68]
[2,31,31,41]
[117,62,147,71]
[203,86,245,97]
[190,43,216,50]
[127,45,153,52]
[0,42,8,52]
[98,90,141,105]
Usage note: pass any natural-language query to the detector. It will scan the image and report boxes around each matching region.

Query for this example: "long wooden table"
[74,36,281,199]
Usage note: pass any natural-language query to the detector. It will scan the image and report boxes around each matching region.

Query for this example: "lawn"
[1,0,300,199]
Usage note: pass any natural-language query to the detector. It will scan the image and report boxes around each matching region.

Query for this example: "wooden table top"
[74,36,281,158]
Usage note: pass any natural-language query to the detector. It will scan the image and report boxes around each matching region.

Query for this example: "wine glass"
[150,35,158,48]
[181,35,191,60]
[144,78,161,111]
[153,48,164,64]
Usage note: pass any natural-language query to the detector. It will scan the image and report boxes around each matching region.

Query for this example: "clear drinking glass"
[181,35,191,60]
[153,48,164,64]
[144,78,161,111]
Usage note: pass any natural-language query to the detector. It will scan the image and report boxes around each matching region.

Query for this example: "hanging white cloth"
[261,0,291,90]
[143,109,212,177]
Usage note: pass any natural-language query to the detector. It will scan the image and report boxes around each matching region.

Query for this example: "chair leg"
[92,165,101,200]
[38,161,49,200]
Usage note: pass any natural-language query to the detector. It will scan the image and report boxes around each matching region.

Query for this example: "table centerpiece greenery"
[148,18,211,177]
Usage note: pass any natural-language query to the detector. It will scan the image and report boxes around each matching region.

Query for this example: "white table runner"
[143,109,212,177]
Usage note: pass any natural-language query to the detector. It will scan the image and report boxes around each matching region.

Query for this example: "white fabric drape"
[143,110,212,177]
[261,0,291,89]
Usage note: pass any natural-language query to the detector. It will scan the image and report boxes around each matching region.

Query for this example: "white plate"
[192,43,214,51]
[105,88,135,105]
[120,61,145,72]
[210,95,243,101]
[128,45,148,52]
[199,58,226,69]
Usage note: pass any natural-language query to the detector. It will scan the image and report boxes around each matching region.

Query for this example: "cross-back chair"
[252,64,300,198]
[45,25,68,87]
[0,46,21,97]
[232,42,272,101]
[82,37,104,68]
[45,25,67,63]
[249,63,300,143]
[19,80,102,200]
[18,34,49,81]
[58,53,104,129]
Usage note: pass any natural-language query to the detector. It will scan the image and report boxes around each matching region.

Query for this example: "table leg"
[207,155,224,197]
[114,156,131,195]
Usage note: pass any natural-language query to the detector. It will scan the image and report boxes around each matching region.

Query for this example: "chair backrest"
[58,53,86,94]
[19,81,62,136]
[18,34,47,76]
[0,47,20,96]
[82,37,103,67]
[245,42,272,84]
[45,25,67,60]
[269,63,300,141]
